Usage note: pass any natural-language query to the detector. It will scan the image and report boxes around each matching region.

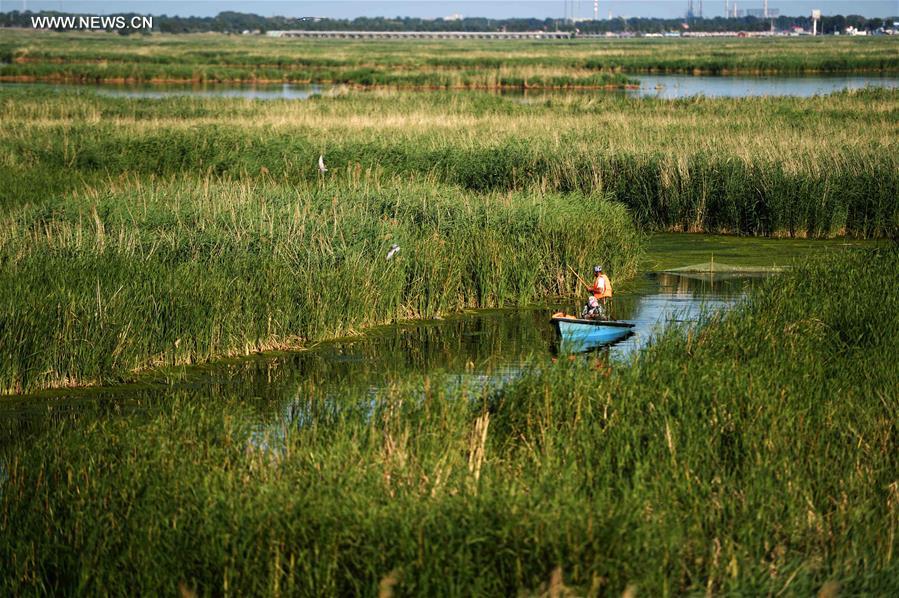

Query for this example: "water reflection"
[0,272,766,447]
[96,82,326,100]
[631,74,899,98]
[0,81,326,100]
[508,74,899,100]
[2,75,896,101]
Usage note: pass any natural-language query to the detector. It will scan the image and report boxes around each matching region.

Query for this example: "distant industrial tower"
[594,0,599,21]
[764,0,768,18]
[562,0,574,23]
[687,0,703,19]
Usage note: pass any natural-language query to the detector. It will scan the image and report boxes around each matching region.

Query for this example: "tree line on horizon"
[0,10,894,35]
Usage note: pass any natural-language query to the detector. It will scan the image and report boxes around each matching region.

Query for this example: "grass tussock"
[1,248,897,594]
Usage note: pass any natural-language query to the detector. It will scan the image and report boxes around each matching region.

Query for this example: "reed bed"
[2,86,896,236]
[2,248,896,595]
[0,175,640,393]
[0,85,895,390]
[2,32,897,86]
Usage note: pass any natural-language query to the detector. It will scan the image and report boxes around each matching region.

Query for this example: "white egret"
[318,155,327,174]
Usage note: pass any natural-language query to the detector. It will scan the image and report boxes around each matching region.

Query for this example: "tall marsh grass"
[2,86,895,236]
[0,176,640,393]
[2,248,897,594]
[0,85,895,390]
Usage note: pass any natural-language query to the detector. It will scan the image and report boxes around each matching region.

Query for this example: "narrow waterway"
[0,271,765,448]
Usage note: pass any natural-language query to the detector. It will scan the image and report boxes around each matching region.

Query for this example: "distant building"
[444,13,463,21]
[266,30,573,40]
[747,8,779,18]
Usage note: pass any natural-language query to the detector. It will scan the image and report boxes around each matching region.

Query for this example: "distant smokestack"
[594,0,598,20]
[763,0,768,18]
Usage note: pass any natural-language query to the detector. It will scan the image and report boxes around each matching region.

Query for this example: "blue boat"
[550,313,635,352]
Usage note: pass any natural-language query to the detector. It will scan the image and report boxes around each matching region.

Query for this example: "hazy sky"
[7,1,898,19]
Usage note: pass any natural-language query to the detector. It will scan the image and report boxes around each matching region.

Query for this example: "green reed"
[2,247,896,595]
[0,176,640,393]
[0,85,895,390]
[2,86,896,236]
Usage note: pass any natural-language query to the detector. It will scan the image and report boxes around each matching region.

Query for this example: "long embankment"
[2,247,897,594]
[1,86,896,393]
[1,32,898,86]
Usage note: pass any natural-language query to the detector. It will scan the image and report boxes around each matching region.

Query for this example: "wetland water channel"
[2,74,898,99]
[1,271,765,447]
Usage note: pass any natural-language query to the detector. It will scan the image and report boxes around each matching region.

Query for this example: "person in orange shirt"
[589,265,613,301]
[582,265,612,320]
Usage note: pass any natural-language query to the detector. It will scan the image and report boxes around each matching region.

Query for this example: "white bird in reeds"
[386,244,400,260]
[318,154,327,174]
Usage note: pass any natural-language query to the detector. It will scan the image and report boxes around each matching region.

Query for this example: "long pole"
[567,265,592,291]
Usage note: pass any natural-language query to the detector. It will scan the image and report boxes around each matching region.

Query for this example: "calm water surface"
[97,82,327,100]
[0,272,765,447]
[2,74,896,99]
[630,74,898,98]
